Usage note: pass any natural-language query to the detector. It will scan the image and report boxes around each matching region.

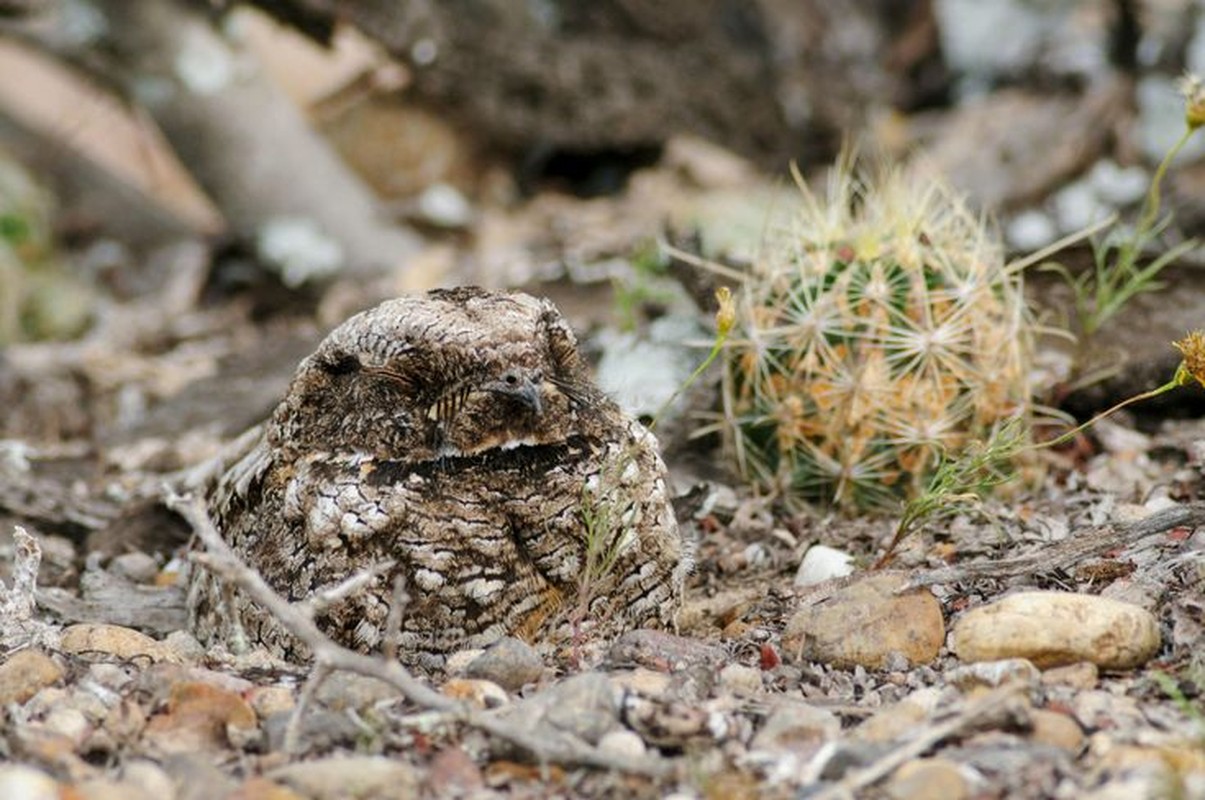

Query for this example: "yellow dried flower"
[715,286,735,338]
[1178,73,1205,130]
[1173,329,1205,388]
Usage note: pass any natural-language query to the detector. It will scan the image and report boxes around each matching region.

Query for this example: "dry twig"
[166,490,672,778]
[303,560,397,618]
[901,502,1205,590]
[810,686,1027,800]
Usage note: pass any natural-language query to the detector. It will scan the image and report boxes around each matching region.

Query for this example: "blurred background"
[1,0,1203,448]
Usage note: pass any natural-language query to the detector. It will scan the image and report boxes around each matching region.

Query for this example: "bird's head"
[269,288,601,461]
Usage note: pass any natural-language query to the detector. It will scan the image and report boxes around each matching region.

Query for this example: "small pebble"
[61,624,179,664]
[110,552,160,584]
[597,729,647,760]
[607,629,726,671]
[794,544,856,587]
[122,760,177,800]
[0,764,60,800]
[1006,209,1058,250]
[441,678,508,709]
[885,757,971,800]
[500,672,618,745]
[444,649,485,676]
[0,650,64,705]
[751,701,840,750]
[426,747,483,795]
[161,631,206,663]
[416,183,473,228]
[1029,708,1084,752]
[854,688,944,743]
[72,777,157,800]
[1040,661,1099,690]
[315,674,399,711]
[43,706,90,746]
[718,663,763,695]
[88,663,134,693]
[946,658,1041,691]
[268,755,418,800]
[608,667,672,700]
[783,574,945,669]
[465,637,543,692]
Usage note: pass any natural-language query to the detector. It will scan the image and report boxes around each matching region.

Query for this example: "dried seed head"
[1173,330,1205,389]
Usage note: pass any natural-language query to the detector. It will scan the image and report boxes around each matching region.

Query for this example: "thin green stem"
[1140,127,1195,233]
[1027,378,1181,451]
[647,335,728,432]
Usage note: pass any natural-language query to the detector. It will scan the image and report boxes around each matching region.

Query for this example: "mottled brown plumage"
[187,287,689,666]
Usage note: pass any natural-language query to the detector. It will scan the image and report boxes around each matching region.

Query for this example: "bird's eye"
[503,372,519,386]
[321,352,361,376]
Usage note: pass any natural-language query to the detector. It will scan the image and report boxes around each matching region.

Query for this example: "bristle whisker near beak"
[548,375,591,407]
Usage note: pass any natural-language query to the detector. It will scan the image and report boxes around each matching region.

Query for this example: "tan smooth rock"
[440,678,508,709]
[247,686,296,718]
[74,777,158,800]
[120,760,176,800]
[951,591,1160,670]
[854,687,943,743]
[0,765,61,800]
[0,650,64,705]
[717,663,763,695]
[144,681,259,753]
[751,701,841,750]
[1030,708,1084,752]
[268,756,418,800]
[886,757,970,800]
[946,658,1041,691]
[1041,661,1099,690]
[60,624,179,664]
[784,573,945,669]
[228,777,306,800]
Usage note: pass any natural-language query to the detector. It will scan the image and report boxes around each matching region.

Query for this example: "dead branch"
[166,490,673,778]
[302,560,397,619]
[810,686,1028,799]
[1,525,61,651]
[901,501,1205,590]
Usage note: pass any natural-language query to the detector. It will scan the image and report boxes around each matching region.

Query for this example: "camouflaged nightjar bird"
[187,287,690,667]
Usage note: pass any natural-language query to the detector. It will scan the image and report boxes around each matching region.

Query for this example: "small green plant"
[0,149,92,343]
[0,212,31,245]
[568,288,733,630]
[1043,73,1203,385]
[877,417,1025,565]
[610,239,678,332]
[878,329,1205,564]
[574,472,631,622]
[1151,670,1205,746]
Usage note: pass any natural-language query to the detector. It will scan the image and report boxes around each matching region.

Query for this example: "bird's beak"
[513,379,543,416]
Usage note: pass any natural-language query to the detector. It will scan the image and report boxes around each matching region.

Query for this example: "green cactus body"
[724,164,1031,510]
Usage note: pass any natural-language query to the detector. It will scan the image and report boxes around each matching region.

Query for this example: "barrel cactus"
[721,161,1032,510]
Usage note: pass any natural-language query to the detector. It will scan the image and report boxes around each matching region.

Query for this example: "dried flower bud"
[715,286,735,338]
[1177,73,1205,131]
[1173,330,1205,388]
